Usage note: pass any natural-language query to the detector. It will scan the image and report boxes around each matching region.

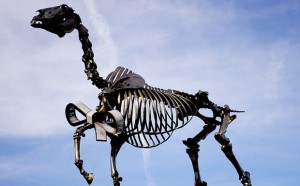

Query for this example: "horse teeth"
[36,21,42,24]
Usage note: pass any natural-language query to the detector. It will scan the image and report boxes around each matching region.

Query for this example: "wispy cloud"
[0,157,36,180]
[1,1,300,185]
[142,149,156,186]
[83,0,118,73]
[264,41,288,99]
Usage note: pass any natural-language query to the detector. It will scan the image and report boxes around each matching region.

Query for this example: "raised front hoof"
[195,181,207,186]
[240,171,251,186]
[83,172,94,185]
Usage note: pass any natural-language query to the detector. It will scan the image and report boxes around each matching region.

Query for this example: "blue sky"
[1,0,300,185]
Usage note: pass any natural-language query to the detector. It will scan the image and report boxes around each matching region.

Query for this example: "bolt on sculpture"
[31,4,251,186]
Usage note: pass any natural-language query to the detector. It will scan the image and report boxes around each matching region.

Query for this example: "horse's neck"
[76,15,107,89]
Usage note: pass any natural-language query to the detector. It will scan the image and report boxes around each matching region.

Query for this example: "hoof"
[195,181,207,186]
[240,171,251,186]
[84,173,94,185]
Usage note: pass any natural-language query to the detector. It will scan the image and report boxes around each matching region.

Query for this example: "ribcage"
[104,66,198,148]
[113,88,197,148]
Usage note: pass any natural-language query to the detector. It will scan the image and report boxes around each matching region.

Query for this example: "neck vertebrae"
[75,14,108,89]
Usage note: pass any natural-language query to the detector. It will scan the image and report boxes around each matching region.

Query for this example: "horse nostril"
[36,10,44,17]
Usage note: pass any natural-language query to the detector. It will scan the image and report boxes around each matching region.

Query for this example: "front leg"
[73,123,94,184]
[110,135,125,186]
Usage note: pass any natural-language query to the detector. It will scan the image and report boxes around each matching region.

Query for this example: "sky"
[0,0,300,185]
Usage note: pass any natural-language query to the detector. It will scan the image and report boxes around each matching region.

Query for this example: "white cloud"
[83,0,118,71]
[0,157,36,180]
[1,1,300,185]
[142,149,156,186]
[264,41,288,99]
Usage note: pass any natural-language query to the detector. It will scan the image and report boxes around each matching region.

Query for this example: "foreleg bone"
[110,135,125,186]
[73,123,94,185]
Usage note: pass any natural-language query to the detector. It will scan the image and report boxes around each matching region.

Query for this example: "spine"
[75,14,108,89]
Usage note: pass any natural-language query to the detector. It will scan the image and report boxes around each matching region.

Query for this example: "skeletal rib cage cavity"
[105,67,198,148]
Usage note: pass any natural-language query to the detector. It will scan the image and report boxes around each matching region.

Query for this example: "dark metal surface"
[31,4,252,186]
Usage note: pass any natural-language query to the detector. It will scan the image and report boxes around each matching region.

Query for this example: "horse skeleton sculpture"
[31,4,251,186]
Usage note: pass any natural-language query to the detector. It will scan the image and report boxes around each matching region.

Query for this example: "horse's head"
[31,4,78,37]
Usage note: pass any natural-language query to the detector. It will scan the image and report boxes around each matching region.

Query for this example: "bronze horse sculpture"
[31,4,251,186]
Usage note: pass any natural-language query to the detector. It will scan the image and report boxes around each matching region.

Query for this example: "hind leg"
[73,123,94,184]
[214,107,251,186]
[183,123,217,186]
